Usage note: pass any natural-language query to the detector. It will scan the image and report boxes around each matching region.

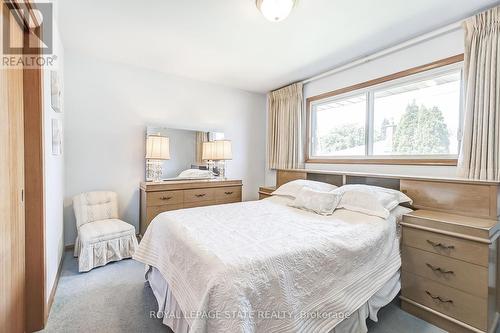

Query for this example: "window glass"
[308,64,462,160]
[311,94,366,156]
[373,70,461,155]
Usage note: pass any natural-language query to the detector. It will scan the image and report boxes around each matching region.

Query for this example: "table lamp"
[146,135,170,182]
[203,140,232,179]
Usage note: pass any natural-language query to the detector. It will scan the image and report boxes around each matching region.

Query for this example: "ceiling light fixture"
[256,0,296,22]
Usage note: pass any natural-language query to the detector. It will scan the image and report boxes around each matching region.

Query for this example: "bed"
[134,186,411,333]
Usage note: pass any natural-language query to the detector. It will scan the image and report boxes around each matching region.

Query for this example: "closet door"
[0,3,25,333]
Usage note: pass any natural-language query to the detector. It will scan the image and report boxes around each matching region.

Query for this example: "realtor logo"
[2,2,53,55]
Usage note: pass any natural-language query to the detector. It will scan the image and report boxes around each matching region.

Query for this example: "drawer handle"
[160,196,172,201]
[425,263,454,275]
[224,191,234,195]
[425,290,453,304]
[426,240,455,250]
[195,193,206,198]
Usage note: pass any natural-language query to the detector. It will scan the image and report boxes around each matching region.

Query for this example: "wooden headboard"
[276,169,500,220]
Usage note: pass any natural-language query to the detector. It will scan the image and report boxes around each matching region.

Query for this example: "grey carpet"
[41,251,447,333]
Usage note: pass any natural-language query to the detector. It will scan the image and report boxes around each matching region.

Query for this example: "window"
[308,59,463,164]
[312,93,366,156]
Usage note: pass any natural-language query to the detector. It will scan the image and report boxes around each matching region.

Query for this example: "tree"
[376,118,390,142]
[319,124,364,153]
[392,101,450,154]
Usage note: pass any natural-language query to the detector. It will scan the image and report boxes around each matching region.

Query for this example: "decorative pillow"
[290,187,341,216]
[178,169,214,179]
[272,180,338,199]
[333,184,412,204]
[336,190,399,218]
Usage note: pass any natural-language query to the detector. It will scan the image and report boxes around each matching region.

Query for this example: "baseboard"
[45,252,64,322]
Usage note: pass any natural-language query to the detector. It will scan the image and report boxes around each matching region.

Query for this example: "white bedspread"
[134,197,401,333]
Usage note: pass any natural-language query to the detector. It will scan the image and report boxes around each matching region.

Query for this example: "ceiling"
[58,0,498,93]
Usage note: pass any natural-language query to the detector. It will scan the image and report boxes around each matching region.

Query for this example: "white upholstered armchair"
[73,191,138,272]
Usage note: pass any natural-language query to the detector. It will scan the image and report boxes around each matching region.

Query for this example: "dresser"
[139,179,242,235]
[401,210,500,333]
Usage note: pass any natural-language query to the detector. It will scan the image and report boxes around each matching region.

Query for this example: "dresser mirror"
[145,126,225,181]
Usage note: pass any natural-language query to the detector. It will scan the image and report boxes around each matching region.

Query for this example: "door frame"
[23,28,46,333]
[4,0,47,331]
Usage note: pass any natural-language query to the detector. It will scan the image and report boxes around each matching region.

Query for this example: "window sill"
[306,158,458,166]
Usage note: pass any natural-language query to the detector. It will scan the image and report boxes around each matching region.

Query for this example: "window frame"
[306,54,464,166]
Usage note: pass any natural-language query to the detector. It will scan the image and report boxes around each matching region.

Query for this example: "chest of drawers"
[139,179,242,235]
[400,210,500,333]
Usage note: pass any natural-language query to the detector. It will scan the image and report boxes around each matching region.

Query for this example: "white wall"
[63,54,266,245]
[44,5,65,302]
[265,28,465,186]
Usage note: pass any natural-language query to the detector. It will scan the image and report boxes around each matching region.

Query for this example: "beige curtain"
[267,82,303,169]
[195,131,209,164]
[458,6,500,180]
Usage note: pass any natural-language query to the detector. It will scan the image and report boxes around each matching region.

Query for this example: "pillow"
[337,190,399,218]
[333,184,412,204]
[290,187,341,216]
[272,179,338,199]
[178,169,214,179]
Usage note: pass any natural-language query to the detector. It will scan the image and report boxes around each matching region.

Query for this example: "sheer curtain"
[267,82,303,170]
[458,6,500,180]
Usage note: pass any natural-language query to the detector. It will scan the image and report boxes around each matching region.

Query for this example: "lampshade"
[202,141,215,161]
[202,140,232,161]
[256,0,295,22]
[146,135,170,160]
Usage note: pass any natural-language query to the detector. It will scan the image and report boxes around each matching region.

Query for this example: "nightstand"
[258,186,275,200]
[400,209,500,333]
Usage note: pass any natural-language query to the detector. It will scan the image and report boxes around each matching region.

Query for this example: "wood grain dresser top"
[403,209,500,242]
[141,179,242,191]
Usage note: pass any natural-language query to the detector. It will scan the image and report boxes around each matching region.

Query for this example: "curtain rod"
[302,20,463,85]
